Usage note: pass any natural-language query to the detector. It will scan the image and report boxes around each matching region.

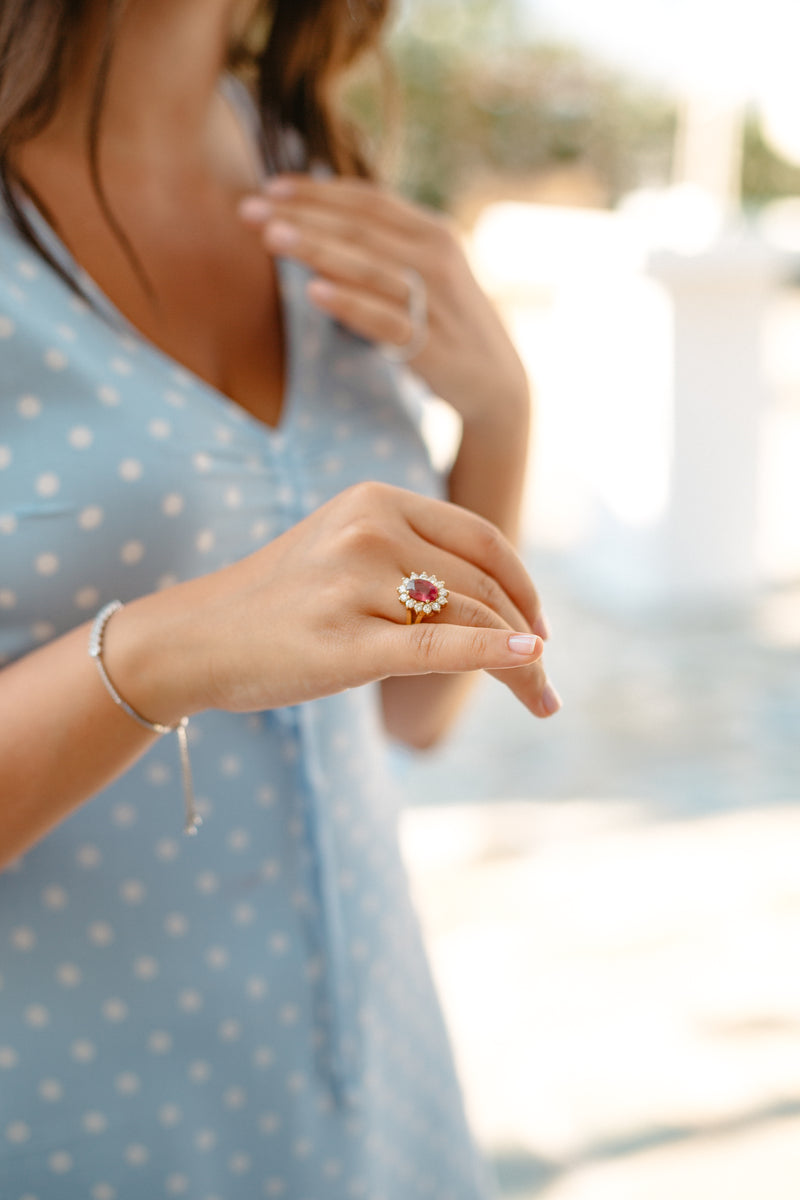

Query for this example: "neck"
[34,0,254,167]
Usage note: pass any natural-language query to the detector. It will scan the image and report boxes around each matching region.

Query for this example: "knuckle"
[413,621,439,665]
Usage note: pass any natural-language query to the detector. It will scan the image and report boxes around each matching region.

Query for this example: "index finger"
[264,174,434,237]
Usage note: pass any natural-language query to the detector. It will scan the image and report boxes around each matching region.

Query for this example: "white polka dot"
[0,316,15,337]
[192,452,213,473]
[124,1144,149,1166]
[286,1071,306,1093]
[118,458,143,481]
[204,945,228,970]
[188,1060,211,1084]
[112,803,136,827]
[133,956,158,981]
[245,976,268,1000]
[119,879,145,905]
[147,1030,172,1054]
[269,932,288,954]
[39,1078,63,1101]
[68,425,94,449]
[98,385,120,406]
[223,1086,247,1110]
[35,552,59,576]
[0,590,16,610]
[120,540,144,564]
[250,518,271,541]
[228,1151,251,1175]
[44,347,68,371]
[1,1120,27,1143]
[260,858,280,881]
[162,493,184,517]
[220,754,241,777]
[49,1150,73,1173]
[253,1046,274,1069]
[11,925,36,951]
[164,912,188,937]
[74,587,100,613]
[88,921,115,947]
[78,505,104,530]
[218,1019,241,1043]
[56,323,77,342]
[71,1039,97,1063]
[76,843,101,868]
[164,389,187,407]
[0,445,10,469]
[42,884,68,910]
[0,1047,18,1069]
[91,1185,116,1200]
[195,871,219,895]
[227,828,250,852]
[195,529,215,553]
[17,395,41,419]
[157,572,179,590]
[224,485,243,508]
[148,418,171,439]
[264,1179,286,1196]
[279,1003,299,1026]
[178,989,202,1013]
[158,1104,182,1128]
[213,425,234,445]
[35,472,60,497]
[31,620,55,643]
[102,997,128,1022]
[259,1112,280,1135]
[115,1071,140,1094]
[155,838,179,861]
[194,1129,217,1151]
[292,1137,312,1159]
[17,259,39,279]
[82,1111,108,1134]
[24,1003,50,1028]
[111,357,133,376]
[166,1174,189,1195]
[0,513,17,534]
[56,963,81,988]
[232,903,255,926]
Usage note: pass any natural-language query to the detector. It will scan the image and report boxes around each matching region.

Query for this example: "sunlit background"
[362,1,800,1197]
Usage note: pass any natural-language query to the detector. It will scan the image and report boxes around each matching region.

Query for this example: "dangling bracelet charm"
[89,600,200,835]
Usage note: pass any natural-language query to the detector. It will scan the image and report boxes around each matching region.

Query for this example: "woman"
[0,0,559,1196]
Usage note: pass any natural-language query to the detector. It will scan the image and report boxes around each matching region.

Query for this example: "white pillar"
[648,239,779,606]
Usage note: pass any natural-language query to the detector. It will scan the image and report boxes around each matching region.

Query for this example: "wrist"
[99,583,210,727]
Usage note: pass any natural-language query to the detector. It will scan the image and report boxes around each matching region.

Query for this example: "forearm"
[0,583,206,870]
[381,387,532,748]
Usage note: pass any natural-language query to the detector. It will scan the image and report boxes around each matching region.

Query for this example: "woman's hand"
[238,176,530,429]
[109,482,560,726]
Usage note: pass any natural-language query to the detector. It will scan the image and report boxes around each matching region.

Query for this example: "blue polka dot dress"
[0,179,495,1196]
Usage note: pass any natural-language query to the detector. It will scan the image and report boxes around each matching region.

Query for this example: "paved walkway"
[399,566,800,1199]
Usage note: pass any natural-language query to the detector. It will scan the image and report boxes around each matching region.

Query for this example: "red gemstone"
[407,578,439,604]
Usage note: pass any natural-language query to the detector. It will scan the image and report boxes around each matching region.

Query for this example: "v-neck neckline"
[12,76,298,441]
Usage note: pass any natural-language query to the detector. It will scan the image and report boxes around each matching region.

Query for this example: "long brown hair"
[0,0,392,296]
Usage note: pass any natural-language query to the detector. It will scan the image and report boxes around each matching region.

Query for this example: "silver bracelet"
[89,600,200,835]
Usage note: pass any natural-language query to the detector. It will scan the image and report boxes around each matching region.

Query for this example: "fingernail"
[267,221,299,249]
[308,279,337,304]
[507,634,542,656]
[541,681,563,715]
[533,612,552,640]
[238,195,272,223]
[265,177,295,197]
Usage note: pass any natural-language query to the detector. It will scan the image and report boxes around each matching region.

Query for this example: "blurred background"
[361,1,800,1197]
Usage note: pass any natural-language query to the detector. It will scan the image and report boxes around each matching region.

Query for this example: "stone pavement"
[398,564,800,1199]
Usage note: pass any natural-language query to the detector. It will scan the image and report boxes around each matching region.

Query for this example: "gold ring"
[397,573,449,624]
